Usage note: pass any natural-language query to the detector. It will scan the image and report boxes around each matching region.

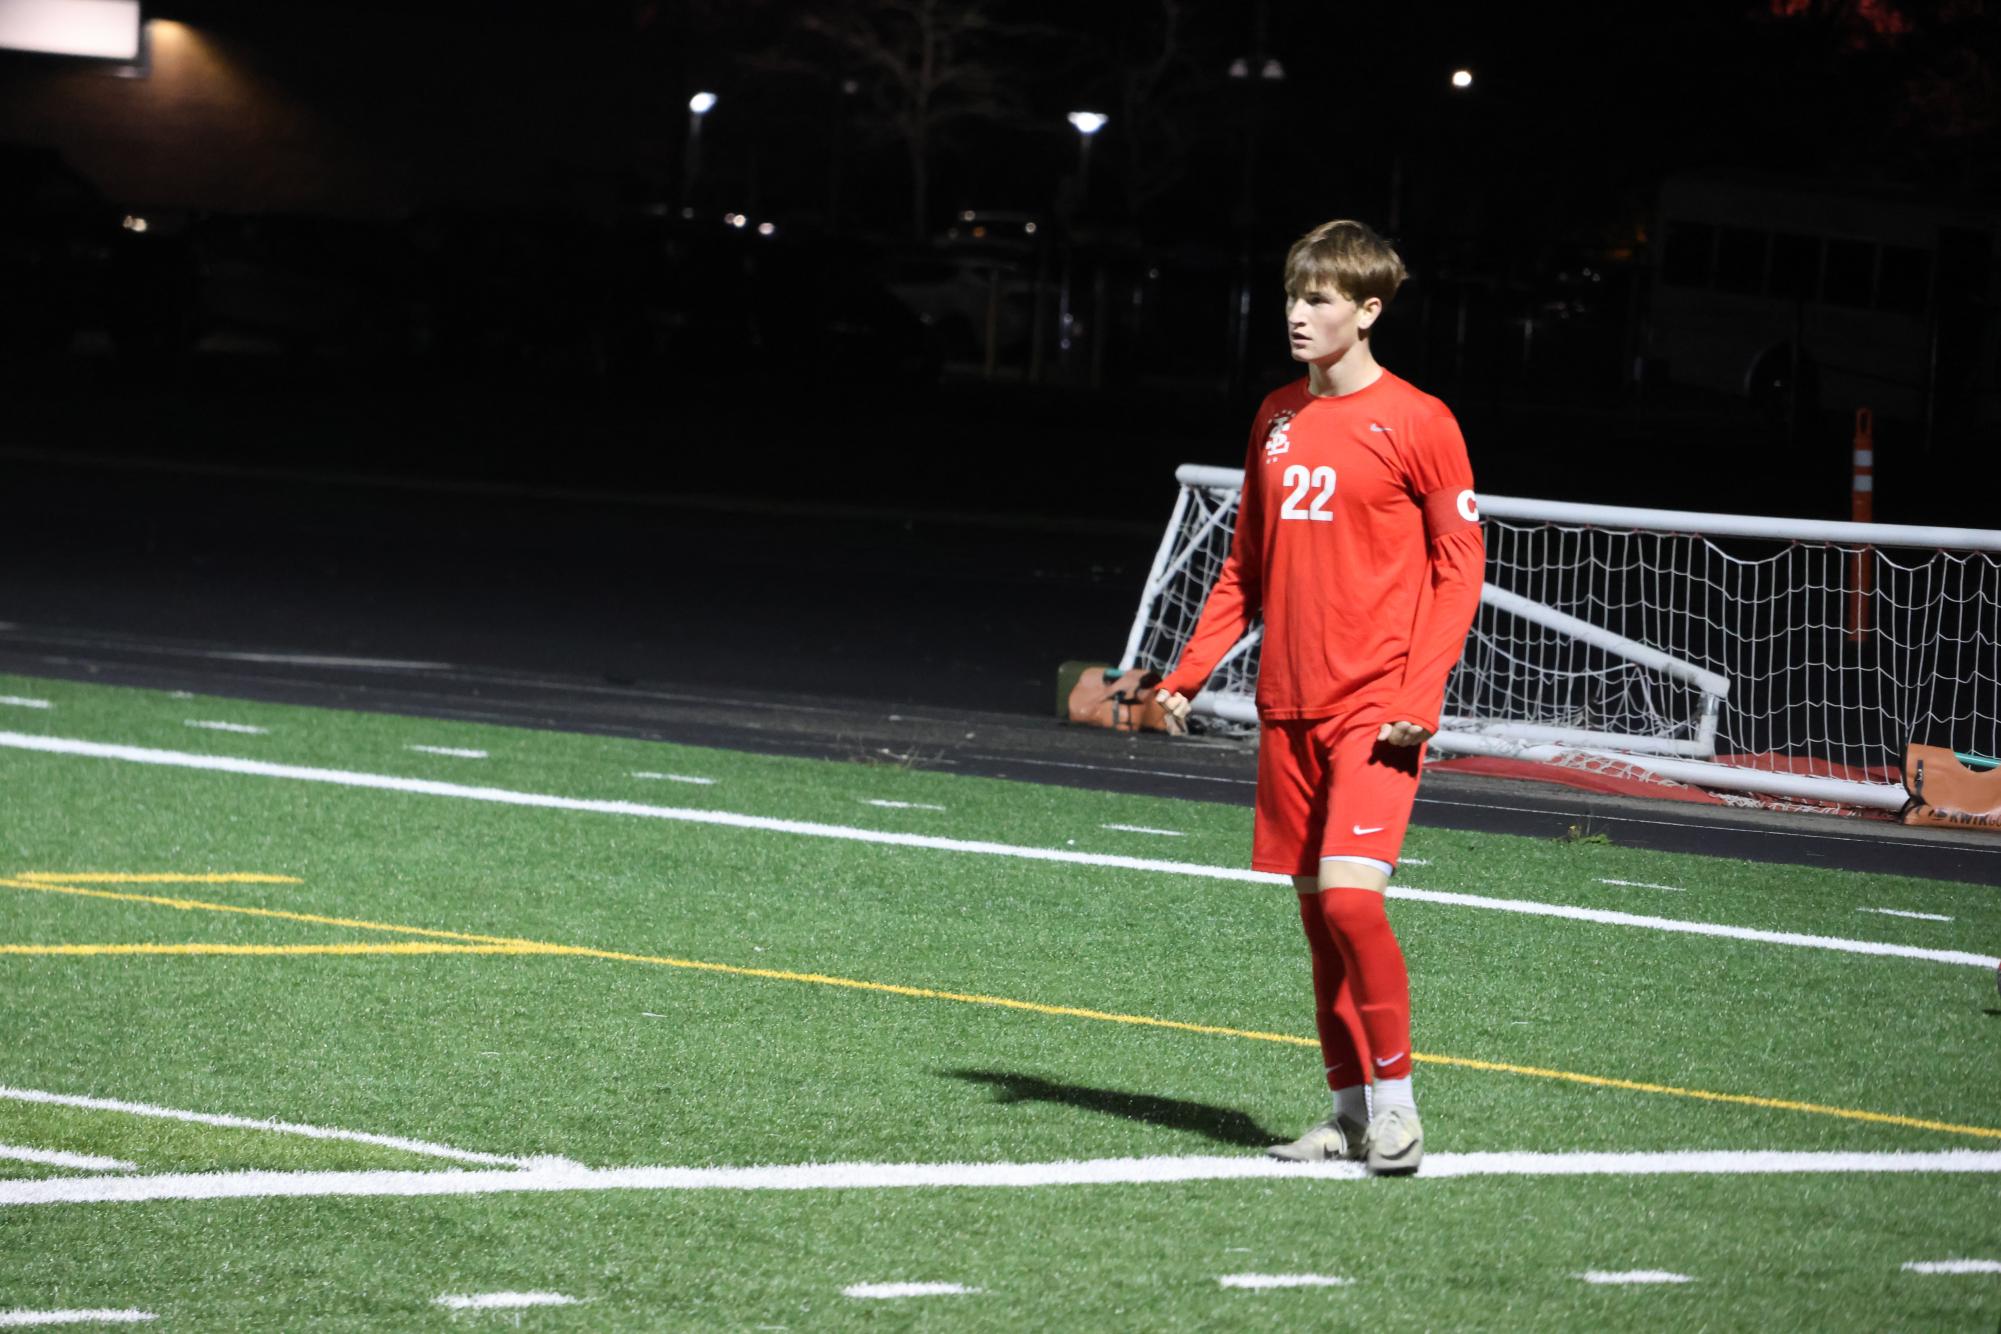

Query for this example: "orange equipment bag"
[1057,661,1177,733]
[1901,743,2001,830]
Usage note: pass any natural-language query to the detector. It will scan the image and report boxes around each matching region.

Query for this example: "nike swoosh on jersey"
[1352,824,1385,836]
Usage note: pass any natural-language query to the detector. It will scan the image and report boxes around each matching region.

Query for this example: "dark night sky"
[4,0,1997,526]
[9,0,1996,238]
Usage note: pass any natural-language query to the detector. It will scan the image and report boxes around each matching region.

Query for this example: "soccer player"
[1155,219,1484,1175]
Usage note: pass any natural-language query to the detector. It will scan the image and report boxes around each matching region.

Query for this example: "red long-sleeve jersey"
[1159,370,1485,731]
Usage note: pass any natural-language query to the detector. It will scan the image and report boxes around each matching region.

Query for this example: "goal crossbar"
[1176,466,2001,552]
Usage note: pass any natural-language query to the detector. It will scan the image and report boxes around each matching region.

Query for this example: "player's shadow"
[941,1069,1280,1148]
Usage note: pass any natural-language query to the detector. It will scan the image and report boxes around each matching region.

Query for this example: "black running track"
[4,449,1998,888]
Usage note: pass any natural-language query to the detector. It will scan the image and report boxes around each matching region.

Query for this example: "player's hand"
[1156,689,1192,734]
[1377,720,1434,747]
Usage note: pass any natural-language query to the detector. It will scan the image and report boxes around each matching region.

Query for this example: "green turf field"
[0,670,1995,1330]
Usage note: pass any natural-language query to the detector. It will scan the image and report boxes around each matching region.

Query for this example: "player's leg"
[1316,857,1421,1173]
[1257,721,1369,1162]
[1294,874,1371,1140]
[1310,718,1427,1175]
[1268,872,1371,1162]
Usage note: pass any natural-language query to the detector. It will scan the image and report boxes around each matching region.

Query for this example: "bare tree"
[1114,0,1202,219]
[1762,0,1999,180]
[798,0,1019,238]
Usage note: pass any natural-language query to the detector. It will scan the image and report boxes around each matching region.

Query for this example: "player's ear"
[1356,296,1383,330]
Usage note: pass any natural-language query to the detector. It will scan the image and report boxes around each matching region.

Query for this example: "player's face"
[1286,286,1381,365]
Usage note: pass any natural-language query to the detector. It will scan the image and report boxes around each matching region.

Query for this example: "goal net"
[1121,464,2001,811]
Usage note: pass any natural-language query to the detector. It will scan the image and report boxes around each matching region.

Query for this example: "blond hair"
[1283,219,1408,311]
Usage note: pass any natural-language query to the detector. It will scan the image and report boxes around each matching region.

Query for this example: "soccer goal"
[1122,463,2001,811]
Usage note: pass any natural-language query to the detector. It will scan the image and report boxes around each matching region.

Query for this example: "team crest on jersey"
[1263,410,1295,461]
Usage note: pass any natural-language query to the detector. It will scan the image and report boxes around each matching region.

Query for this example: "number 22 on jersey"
[1278,464,1336,522]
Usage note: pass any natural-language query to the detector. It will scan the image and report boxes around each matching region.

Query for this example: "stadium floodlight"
[1066,111,1108,136]
[688,91,717,115]
[0,0,141,59]
[1451,68,1473,89]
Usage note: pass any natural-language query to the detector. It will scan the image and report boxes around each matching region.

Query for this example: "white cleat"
[1266,1114,1367,1163]
[1363,1106,1424,1176]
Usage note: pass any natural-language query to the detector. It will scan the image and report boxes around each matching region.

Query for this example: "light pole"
[829,77,857,232]
[1058,112,1108,369]
[1065,110,1108,209]
[1222,54,1281,397]
[682,91,716,214]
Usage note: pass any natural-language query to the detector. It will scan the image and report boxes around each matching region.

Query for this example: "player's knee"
[1295,885,1336,948]
[1318,883,1391,938]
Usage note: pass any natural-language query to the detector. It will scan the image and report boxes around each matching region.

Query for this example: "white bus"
[1646,172,1998,432]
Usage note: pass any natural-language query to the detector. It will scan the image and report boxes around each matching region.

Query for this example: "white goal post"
[1121,463,2001,811]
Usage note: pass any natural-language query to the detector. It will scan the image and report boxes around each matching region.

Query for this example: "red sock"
[1316,888,1413,1081]
[1297,893,1369,1091]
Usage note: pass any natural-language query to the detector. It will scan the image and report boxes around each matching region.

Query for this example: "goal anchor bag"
[1056,661,1179,733]
[1901,743,2001,830]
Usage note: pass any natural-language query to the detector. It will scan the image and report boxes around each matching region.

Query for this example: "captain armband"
[1420,487,1483,543]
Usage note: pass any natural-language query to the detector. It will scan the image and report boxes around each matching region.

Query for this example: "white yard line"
[1597,879,1686,892]
[1860,907,1954,923]
[1101,824,1184,837]
[966,752,1257,786]
[406,745,487,759]
[1576,1270,1692,1285]
[0,697,51,710]
[863,800,946,811]
[434,1293,578,1310]
[1218,1274,1351,1290]
[182,721,268,735]
[632,772,715,785]
[208,652,454,670]
[0,1313,155,1327]
[0,1086,534,1168]
[0,1144,135,1172]
[4,1150,1998,1208]
[1,731,1994,971]
[1902,1259,2001,1275]
[1387,887,1993,969]
[843,1283,978,1299]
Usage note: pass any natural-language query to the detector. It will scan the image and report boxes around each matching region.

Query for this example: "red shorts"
[1253,715,1425,876]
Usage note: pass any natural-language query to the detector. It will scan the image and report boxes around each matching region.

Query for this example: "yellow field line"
[0,942,562,958]
[15,873,302,885]
[0,877,519,945]
[1408,1052,2001,1141]
[8,875,1998,1143]
[581,944,1324,1046]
